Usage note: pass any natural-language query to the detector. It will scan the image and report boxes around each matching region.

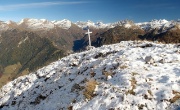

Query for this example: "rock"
[107,75,112,80]
[145,56,154,64]
[86,46,95,50]
[159,59,165,64]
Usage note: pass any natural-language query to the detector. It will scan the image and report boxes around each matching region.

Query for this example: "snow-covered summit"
[75,20,110,29]
[0,18,73,31]
[75,19,180,31]
[52,19,71,29]
[136,19,180,31]
[110,20,138,29]
[75,20,138,29]
[18,18,55,30]
[0,21,9,31]
[0,41,180,110]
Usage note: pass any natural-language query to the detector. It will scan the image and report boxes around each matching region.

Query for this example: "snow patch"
[18,36,29,47]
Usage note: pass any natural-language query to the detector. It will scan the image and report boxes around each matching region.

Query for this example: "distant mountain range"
[0,18,179,87]
[1,18,180,31]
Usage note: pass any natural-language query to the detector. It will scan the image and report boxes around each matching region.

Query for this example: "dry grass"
[119,65,128,69]
[0,62,23,88]
[170,90,180,103]
[170,95,180,103]
[83,79,97,100]
[102,71,115,80]
[131,72,138,76]
[148,90,153,96]
[16,68,29,78]
[102,71,113,80]
[148,78,153,81]
[172,90,180,94]
[0,61,31,88]
[0,73,13,87]
[4,62,21,74]
[142,87,153,100]
[126,77,137,95]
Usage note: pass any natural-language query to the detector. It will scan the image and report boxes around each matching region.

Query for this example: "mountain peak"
[52,19,71,29]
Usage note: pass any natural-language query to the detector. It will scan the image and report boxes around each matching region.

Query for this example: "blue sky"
[0,0,179,23]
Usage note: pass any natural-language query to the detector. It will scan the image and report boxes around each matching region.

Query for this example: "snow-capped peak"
[0,18,73,31]
[17,18,73,30]
[0,41,180,110]
[75,19,137,29]
[75,20,110,29]
[19,18,50,24]
[151,19,168,24]
[136,19,178,31]
[0,18,180,31]
[5,20,16,25]
[18,18,54,30]
[52,19,71,29]
[110,20,136,28]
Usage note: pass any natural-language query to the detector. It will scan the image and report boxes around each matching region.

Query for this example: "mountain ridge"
[0,41,179,110]
[1,18,180,31]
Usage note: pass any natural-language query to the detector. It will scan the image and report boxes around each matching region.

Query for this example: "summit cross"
[85,29,92,46]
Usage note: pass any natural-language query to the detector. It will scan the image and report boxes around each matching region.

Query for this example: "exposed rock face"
[145,56,154,64]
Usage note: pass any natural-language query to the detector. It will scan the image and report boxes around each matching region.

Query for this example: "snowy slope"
[0,41,180,110]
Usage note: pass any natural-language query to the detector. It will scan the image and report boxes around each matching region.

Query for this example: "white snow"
[52,19,71,29]
[0,41,180,110]
[124,23,132,28]
[75,20,110,29]
[136,19,178,32]
[18,18,55,30]
[17,36,29,47]
[0,21,9,31]
[0,18,180,31]
[75,20,135,29]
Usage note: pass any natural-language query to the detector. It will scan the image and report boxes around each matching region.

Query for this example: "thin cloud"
[0,1,89,11]
[134,3,176,9]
